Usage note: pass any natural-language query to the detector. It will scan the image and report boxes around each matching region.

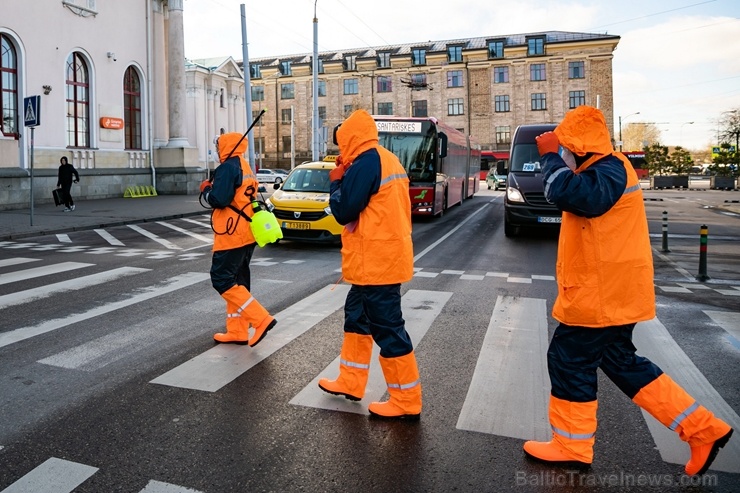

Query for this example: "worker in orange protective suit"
[522,105,732,476]
[318,109,420,419]
[199,132,277,347]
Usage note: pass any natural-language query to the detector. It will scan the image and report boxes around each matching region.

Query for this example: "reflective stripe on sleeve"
[380,173,409,187]
[623,183,641,195]
[544,167,570,198]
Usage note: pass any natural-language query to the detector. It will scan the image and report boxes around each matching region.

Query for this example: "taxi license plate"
[283,221,310,230]
[538,216,562,223]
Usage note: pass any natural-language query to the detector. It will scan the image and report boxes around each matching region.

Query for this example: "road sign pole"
[30,127,35,226]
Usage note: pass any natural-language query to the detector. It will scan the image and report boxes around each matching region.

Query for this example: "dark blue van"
[503,123,562,237]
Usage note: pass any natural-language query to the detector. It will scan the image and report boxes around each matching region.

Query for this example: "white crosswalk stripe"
[290,289,452,415]
[0,261,94,286]
[456,296,550,440]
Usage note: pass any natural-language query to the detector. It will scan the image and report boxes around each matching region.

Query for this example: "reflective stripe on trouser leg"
[320,332,374,399]
[549,395,597,463]
[369,352,422,417]
[633,373,731,446]
[220,285,269,327]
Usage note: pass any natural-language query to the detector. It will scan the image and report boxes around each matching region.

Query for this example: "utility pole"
[311,1,320,161]
[240,4,256,168]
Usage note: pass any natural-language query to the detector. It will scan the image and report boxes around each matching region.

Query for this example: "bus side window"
[438,132,448,158]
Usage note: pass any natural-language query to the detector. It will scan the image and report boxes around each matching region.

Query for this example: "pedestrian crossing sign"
[24,95,41,127]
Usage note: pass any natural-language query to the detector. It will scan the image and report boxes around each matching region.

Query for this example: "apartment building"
[240,31,620,167]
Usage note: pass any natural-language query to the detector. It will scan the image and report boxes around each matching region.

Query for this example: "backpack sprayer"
[202,109,283,247]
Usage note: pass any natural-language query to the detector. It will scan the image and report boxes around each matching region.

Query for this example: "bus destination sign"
[375,121,422,133]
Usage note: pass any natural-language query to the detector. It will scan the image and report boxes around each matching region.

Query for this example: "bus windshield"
[378,131,436,182]
[509,143,542,172]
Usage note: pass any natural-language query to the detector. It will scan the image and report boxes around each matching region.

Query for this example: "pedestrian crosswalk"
[0,253,739,491]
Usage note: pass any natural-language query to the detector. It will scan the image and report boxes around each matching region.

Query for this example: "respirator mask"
[558,145,577,171]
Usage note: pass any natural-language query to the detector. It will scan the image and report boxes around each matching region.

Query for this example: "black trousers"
[547,323,663,403]
[209,243,256,294]
[343,284,413,358]
[61,183,74,208]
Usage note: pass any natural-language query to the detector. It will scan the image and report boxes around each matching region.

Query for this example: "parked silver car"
[256,168,284,184]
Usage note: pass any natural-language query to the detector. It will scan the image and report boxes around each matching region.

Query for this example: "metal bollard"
[661,211,670,253]
[696,225,710,282]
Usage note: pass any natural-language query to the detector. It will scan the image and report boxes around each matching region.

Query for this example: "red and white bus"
[622,151,648,179]
[479,151,509,180]
[373,116,481,216]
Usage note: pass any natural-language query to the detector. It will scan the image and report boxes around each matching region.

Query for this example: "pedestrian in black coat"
[57,156,79,211]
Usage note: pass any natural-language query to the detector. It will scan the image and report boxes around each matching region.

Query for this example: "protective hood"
[217,132,248,163]
[554,106,613,157]
[336,109,379,163]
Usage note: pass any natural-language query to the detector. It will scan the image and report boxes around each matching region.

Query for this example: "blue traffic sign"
[24,95,41,127]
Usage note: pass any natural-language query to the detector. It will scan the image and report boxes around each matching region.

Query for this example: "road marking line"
[150,284,351,392]
[0,257,40,268]
[0,262,94,287]
[156,221,213,243]
[703,310,740,343]
[0,272,209,349]
[457,296,550,440]
[413,202,490,262]
[127,224,181,250]
[94,228,125,246]
[139,480,204,493]
[0,267,150,310]
[0,457,97,493]
[290,289,452,415]
[634,318,740,473]
[180,217,211,229]
[56,234,72,243]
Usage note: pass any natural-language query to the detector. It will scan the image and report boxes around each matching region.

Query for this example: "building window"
[377,102,393,115]
[530,63,546,81]
[282,135,292,153]
[377,52,391,68]
[531,93,547,110]
[318,106,326,123]
[280,61,292,76]
[317,80,326,97]
[377,76,392,93]
[313,58,324,74]
[281,83,294,99]
[344,105,354,117]
[0,34,18,136]
[219,88,225,108]
[343,78,358,95]
[495,95,510,113]
[281,108,292,125]
[569,61,585,79]
[494,66,509,84]
[447,46,463,63]
[447,98,464,116]
[527,37,545,56]
[488,40,504,59]
[569,90,586,109]
[447,70,463,88]
[252,86,264,102]
[412,48,426,66]
[254,137,265,155]
[66,52,90,148]
[410,73,427,91]
[344,55,357,71]
[250,64,261,79]
[252,110,264,126]
[496,126,511,145]
[412,100,427,117]
[123,66,142,150]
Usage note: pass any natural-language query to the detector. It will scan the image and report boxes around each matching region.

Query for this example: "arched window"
[1,34,18,137]
[123,66,142,149]
[66,52,89,148]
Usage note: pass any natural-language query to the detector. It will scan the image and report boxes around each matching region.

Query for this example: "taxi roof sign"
[323,155,338,162]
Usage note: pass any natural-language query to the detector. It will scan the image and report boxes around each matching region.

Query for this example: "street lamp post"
[680,121,694,147]
[618,111,640,152]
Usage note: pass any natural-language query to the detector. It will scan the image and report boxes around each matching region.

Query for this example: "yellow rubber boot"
[633,373,733,476]
[213,301,248,344]
[319,333,374,401]
[523,396,596,466]
[368,352,422,420]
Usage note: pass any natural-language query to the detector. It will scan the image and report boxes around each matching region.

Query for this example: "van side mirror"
[438,132,448,158]
[496,160,508,175]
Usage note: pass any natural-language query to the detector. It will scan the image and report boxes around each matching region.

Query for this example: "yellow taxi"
[265,159,343,243]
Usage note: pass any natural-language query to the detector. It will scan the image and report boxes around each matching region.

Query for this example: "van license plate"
[283,221,310,230]
[538,216,561,223]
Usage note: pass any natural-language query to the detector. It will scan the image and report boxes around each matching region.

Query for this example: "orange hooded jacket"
[552,106,655,327]
[210,132,259,251]
[335,110,414,285]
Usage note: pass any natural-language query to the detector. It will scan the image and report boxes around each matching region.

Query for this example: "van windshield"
[509,143,543,172]
[281,168,331,193]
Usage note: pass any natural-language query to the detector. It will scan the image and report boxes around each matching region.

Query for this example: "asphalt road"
[0,188,738,492]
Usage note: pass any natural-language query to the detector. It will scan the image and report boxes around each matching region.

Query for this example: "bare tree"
[718,108,740,151]
[622,122,662,151]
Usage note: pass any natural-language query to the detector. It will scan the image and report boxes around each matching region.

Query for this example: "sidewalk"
[0,194,209,241]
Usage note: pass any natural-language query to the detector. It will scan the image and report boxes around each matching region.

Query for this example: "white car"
[256,168,284,184]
